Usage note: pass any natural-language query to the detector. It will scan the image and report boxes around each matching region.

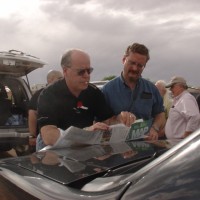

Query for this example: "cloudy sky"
[1,0,200,87]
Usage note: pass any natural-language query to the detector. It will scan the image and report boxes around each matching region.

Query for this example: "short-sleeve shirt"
[37,79,114,130]
[28,88,44,110]
[28,88,44,136]
[102,75,164,120]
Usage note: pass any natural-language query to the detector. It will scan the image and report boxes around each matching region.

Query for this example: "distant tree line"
[102,75,116,81]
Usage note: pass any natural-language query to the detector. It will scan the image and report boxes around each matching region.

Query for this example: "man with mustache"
[102,43,165,140]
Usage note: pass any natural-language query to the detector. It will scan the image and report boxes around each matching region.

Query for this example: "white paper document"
[42,119,152,150]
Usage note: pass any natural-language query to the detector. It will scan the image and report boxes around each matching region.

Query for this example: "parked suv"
[0,50,45,155]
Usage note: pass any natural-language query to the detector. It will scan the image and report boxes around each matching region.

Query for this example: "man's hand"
[117,111,136,127]
[146,127,159,140]
[103,111,136,126]
[85,122,110,131]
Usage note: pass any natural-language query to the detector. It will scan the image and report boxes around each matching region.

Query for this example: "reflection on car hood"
[1,140,178,185]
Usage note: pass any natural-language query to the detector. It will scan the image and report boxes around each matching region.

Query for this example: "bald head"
[155,80,167,97]
[47,70,63,84]
[60,49,90,68]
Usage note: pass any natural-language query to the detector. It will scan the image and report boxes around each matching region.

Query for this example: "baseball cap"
[165,76,187,88]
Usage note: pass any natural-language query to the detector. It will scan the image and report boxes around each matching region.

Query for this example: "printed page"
[62,126,103,144]
[58,125,131,146]
[47,126,104,150]
[41,120,152,150]
[108,124,130,143]
[126,119,153,141]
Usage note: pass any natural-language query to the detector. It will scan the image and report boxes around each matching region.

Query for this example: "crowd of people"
[28,42,200,151]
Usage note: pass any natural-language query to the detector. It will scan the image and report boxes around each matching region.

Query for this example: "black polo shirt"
[37,79,114,130]
[28,88,44,136]
[28,88,44,110]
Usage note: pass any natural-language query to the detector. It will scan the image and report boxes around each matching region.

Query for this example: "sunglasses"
[70,67,94,76]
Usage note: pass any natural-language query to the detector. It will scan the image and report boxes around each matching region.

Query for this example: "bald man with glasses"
[36,49,135,151]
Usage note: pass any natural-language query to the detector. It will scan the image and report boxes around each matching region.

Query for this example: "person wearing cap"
[165,76,200,139]
[102,43,166,140]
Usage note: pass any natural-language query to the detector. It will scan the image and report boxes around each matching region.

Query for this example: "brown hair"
[125,43,150,61]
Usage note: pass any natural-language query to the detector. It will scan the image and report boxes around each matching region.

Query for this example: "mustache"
[128,69,140,75]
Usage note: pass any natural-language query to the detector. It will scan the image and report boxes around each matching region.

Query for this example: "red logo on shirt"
[77,101,83,108]
[75,101,88,110]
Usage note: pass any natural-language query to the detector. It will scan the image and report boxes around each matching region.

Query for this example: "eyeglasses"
[170,84,178,89]
[70,67,94,76]
[126,59,145,69]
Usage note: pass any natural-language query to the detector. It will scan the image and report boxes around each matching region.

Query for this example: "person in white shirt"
[165,76,200,139]
[155,80,172,119]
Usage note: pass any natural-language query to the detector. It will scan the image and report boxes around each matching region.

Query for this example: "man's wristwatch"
[29,135,36,138]
[152,125,160,132]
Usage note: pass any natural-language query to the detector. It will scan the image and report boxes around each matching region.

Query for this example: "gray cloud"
[1,0,200,86]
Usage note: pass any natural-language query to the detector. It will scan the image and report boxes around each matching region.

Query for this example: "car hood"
[0,140,177,185]
[0,50,46,77]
